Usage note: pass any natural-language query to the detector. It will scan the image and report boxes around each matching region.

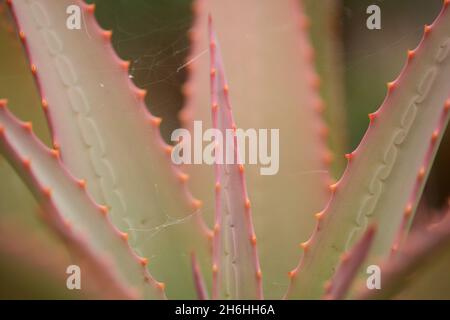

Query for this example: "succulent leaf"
[357,205,450,299]
[191,252,209,300]
[181,0,331,298]
[208,19,263,300]
[0,1,49,220]
[0,100,165,299]
[8,0,209,298]
[286,2,450,299]
[323,225,376,300]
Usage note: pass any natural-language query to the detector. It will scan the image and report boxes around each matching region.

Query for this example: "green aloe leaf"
[0,101,166,299]
[286,2,450,299]
[8,0,209,298]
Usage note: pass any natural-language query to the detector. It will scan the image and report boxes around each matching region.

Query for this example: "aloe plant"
[1,0,450,300]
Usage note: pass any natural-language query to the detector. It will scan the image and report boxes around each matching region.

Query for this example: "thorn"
[250,234,257,246]
[315,211,324,221]
[53,141,60,150]
[288,269,297,279]
[138,257,148,266]
[163,145,173,157]
[329,182,338,192]
[299,240,310,251]
[431,129,439,144]
[136,89,147,100]
[177,172,189,183]
[22,122,32,132]
[256,269,262,280]
[323,150,333,166]
[50,148,60,159]
[368,112,377,122]
[150,117,162,127]
[22,158,31,169]
[182,83,191,96]
[238,164,244,173]
[310,73,321,90]
[404,204,413,217]
[157,282,165,290]
[407,49,415,60]
[445,99,450,112]
[84,3,95,13]
[101,30,112,41]
[212,103,218,111]
[0,99,6,108]
[245,198,251,210]
[41,99,48,110]
[188,29,197,42]
[301,16,311,30]
[192,198,202,210]
[215,182,221,192]
[387,81,396,91]
[424,24,432,35]
[0,126,3,136]
[210,68,216,77]
[417,166,426,181]
[18,31,25,41]
[63,219,72,230]
[77,179,86,189]
[31,64,37,75]
[213,223,220,235]
[345,152,354,161]
[99,205,109,216]
[445,0,450,7]
[120,60,130,71]
[391,244,399,254]
[209,41,216,51]
[207,230,214,241]
[212,264,218,274]
[42,187,52,198]
[223,85,229,95]
[120,232,128,241]
[340,252,350,263]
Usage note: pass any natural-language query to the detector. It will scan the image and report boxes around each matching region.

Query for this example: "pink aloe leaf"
[323,225,376,300]
[7,0,209,298]
[286,1,450,299]
[181,0,331,298]
[190,252,209,300]
[0,0,50,220]
[357,204,450,299]
[208,19,263,299]
[0,100,165,299]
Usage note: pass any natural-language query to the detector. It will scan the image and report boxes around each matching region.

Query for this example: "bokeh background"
[0,0,448,298]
